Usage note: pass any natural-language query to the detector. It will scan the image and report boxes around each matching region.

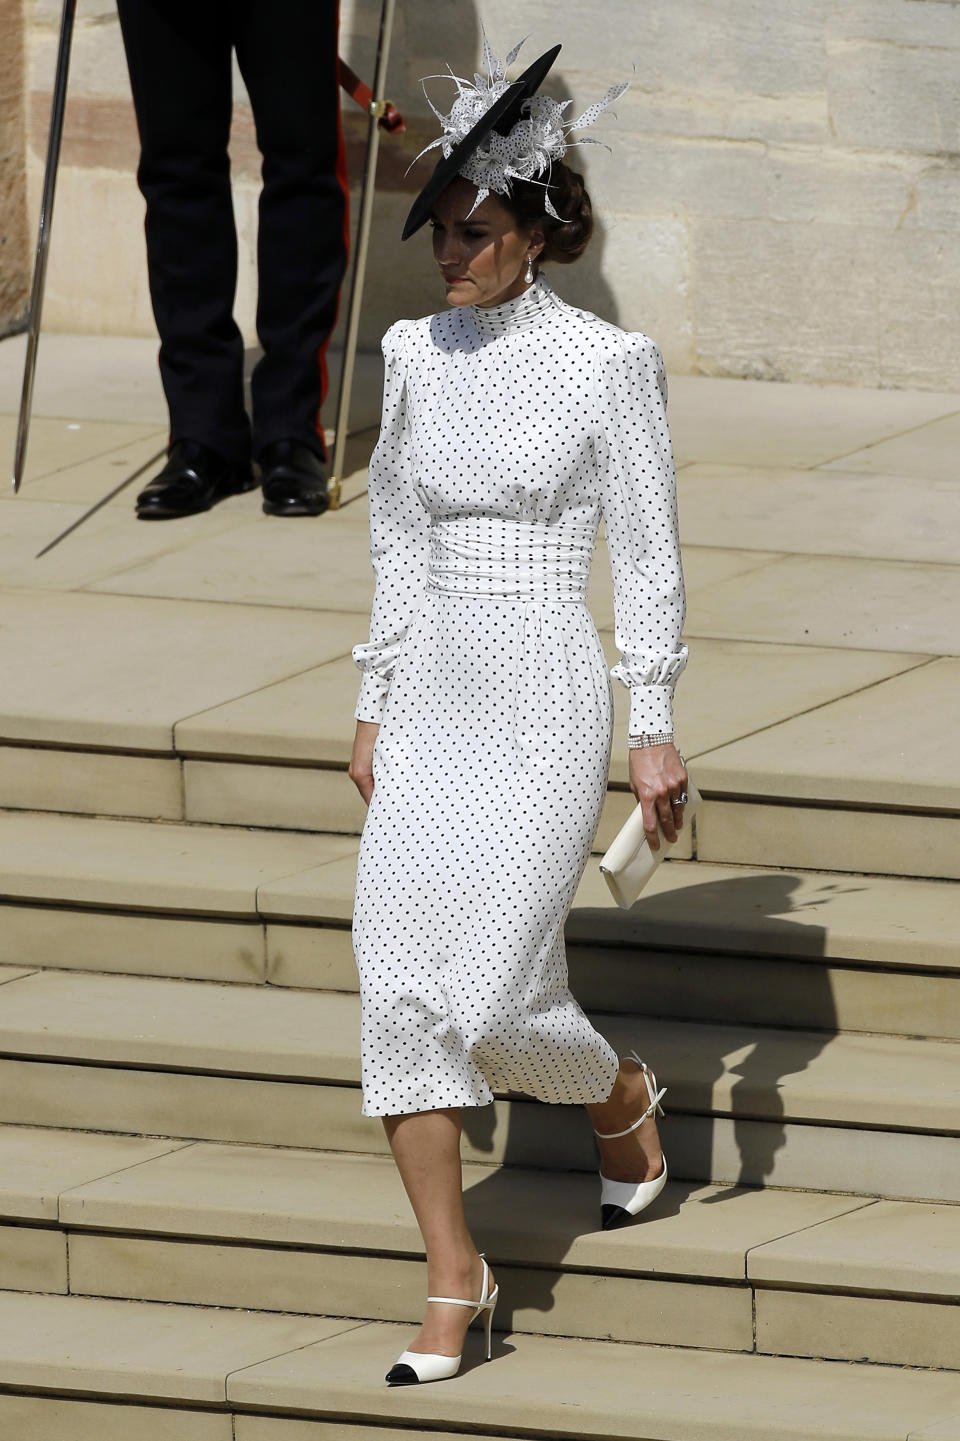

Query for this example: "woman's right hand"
[349,720,380,805]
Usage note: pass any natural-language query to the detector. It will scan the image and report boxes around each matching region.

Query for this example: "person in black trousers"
[117,0,349,517]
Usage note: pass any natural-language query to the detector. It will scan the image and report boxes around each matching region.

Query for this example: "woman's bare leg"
[384,1107,492,1357]
[585,1058,664,1183]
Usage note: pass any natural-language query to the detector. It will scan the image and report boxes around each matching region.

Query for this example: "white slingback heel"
[594,1052,668,1230]
[385,1255,499,1385]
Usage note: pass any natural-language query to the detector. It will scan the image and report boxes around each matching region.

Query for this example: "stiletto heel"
[482,1286,496,1360]
[385,1255,499,1385]
[594,1052,668,1230]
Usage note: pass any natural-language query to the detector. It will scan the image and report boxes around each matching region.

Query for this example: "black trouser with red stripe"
[117,0,348,464]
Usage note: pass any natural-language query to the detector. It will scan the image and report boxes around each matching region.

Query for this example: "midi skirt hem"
[359,1056,620,1119]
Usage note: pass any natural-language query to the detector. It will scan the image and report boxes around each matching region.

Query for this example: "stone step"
[0,810,356,919]
[0,587,955,875]
[1,811,958,1039]
[1,1124,957,1369]
[3,730,954,878]
[1,1290,959,1441]
[0,969,956,1199]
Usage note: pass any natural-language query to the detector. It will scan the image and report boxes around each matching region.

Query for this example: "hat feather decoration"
[409,29,629,221]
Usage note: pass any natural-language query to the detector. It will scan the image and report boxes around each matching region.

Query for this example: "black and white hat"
[402,33,627,240]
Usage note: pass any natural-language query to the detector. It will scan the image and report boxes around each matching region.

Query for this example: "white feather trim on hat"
[412,29,629,219]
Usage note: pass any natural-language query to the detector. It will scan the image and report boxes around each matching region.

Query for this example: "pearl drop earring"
[525,255,534,284]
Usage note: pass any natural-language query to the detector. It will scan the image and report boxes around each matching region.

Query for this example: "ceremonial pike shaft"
[328,0,399,509]
[12,0,77,494]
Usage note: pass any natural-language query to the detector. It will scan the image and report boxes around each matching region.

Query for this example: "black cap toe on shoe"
[259,439,329,516]
[385,1363,420,1385]
[601,1204,631,1231]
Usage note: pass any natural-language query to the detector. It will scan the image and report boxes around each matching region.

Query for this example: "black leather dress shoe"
[136,441,255,520]
[259,439,329,516]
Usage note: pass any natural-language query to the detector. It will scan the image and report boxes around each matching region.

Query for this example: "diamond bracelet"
[627,731,674,749]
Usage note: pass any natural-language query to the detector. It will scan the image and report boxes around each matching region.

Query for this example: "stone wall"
[21,0,960,388]
[0,0,28,337]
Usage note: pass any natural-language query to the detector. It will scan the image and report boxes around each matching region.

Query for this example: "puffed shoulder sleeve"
[597,331,687,736]
[352,320,431,723]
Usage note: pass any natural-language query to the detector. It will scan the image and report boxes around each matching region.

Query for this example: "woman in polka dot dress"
[349,40,690,1385]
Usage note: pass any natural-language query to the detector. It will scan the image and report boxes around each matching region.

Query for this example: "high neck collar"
[468,274,555,335]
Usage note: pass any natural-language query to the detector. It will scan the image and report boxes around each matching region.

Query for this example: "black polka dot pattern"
[351,275,687,1118]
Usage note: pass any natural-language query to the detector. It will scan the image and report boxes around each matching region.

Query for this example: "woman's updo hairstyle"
[504,161,593,264]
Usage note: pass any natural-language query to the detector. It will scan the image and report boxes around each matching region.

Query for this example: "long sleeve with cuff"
[597,331,687,735]
[352,320,430,723]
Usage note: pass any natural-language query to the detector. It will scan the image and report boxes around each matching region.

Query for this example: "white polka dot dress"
[351,275,687,1118]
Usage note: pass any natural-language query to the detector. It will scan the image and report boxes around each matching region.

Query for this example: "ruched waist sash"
[427,515,594,601]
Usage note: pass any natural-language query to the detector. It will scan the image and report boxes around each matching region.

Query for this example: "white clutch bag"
[599,780,701,909]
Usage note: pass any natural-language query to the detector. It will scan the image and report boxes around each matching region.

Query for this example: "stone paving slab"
[0,334,168,426]
[255,852,383,921]
[665,375,960,470]
[0,589,357,749]
[748,1199,960,1297]
[0,415,163,484]
[755,1288,960,1371]
[0,903,267,984]
[265,922,355,992]
[607,638,924,779]
[678,464,960,563]
[235,1421,511,1441]
[55,1138,867,1282]
[229,1318,960,1439]
[685,552,960,655]
[176,656,361,764]
[0,1223,67,1293]
[911,1415,960,1439]
[88,504,377,612]
[819,409,960,483]
[4,494,259,592]
[0,1395,231,1441]
[658,542,788,597]
[180,757,370,836]
[0,1056,355,1153]
[0,811,355,914]
[0,1123,188,1220]
[694,658,960,808]
[0,742,183,820]
[1,429,167,504]
[589,540,788,631]
[0,969,359,1078]
[0,966,35,985]
[697,798,958,881]
[0,1290,358,1404]
[0,332,385,431]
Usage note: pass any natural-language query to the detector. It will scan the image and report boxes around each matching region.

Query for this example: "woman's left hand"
[628,743,688,851]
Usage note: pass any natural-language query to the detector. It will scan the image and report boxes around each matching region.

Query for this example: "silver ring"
[672,792,688,808]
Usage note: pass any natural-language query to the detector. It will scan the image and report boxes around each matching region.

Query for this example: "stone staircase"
[0,693,959,1437]
[1,367,959,1437]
